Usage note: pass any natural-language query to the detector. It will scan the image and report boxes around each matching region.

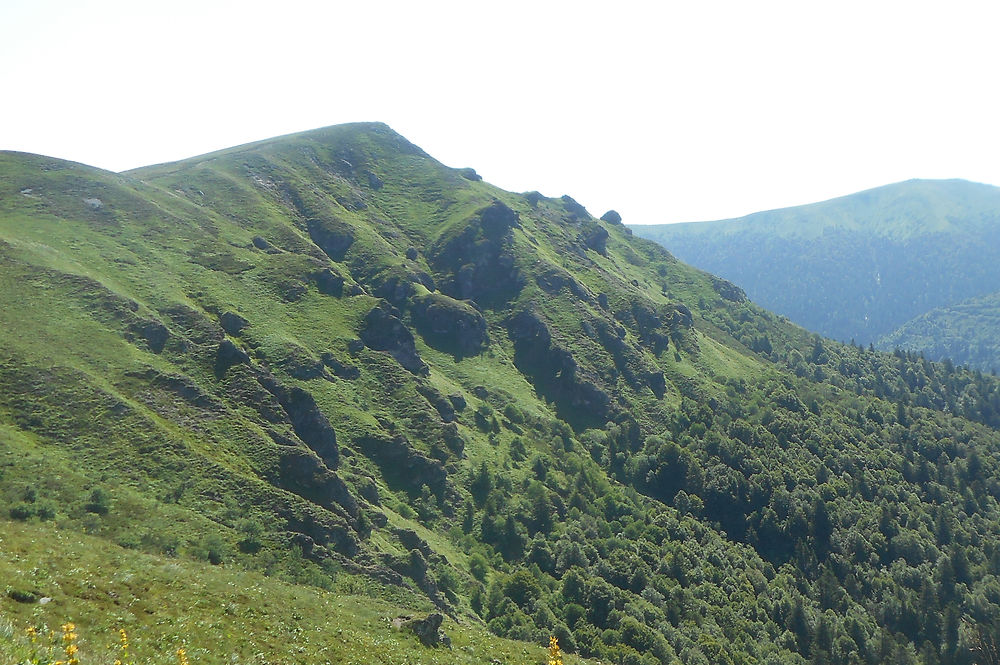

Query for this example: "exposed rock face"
[580,222,610,255]
[410,293,489,357]
[430,201,522,306]
[386,550,445,610]
[215,338,250,375]
[560,195,590,221]
[395,528,433,557]
[417,383,456,422]
[601,209,623,224]
[448,393,467,412]
[674,303,694,327]
[507,310,611,428]
[306,217,355,262]
[711,275,747,302]
[534,267,593,304]
[360,302,428,374]
[162,304,224,346]
[321,352,361,379]
[356,433,449,496]
[401,613,451,648]
[133,319,169,353]
[457,167,482,181]
[257,375,340,470]
[312,268,345,296]
[593,319,663,396]
[219,311,249,336]
[368,266,433,307]
[275,446,358,519]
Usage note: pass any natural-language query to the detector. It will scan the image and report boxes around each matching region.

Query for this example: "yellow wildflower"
[548,635,563,665]
[177,647,191,665]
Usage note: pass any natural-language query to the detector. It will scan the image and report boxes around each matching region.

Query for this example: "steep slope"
[631,179,1000,347]
[3,127,1000,665]
[879,290,1000,372]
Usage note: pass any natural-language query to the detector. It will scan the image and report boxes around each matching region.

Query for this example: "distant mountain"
[6,130,1000,665]
[632,179,1000,351]
[880,290,1000,372]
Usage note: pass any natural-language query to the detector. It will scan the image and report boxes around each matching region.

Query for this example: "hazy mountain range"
[633,179,1000,370]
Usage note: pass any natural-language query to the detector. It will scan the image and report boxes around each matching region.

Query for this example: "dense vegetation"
[3,126,1000,664]
[881,290,1000,372]
[632,179,1000,368]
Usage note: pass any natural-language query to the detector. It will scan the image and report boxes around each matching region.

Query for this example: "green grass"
[0,519,586,665]
[6,125,1000,665]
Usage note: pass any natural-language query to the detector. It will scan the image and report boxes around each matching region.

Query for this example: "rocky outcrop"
[430,201,522,307]
[274,446,357,518]
[400,613,451,647]
[257,376,340,470]
[368,265,434,307]
[321,352,360,380]
[219,311,248,336]
[312,268,345,296]
[560,195,590,222]
[711,275,747,302]
[307,217,355,262]
[593,319,664,397]
[601,210,623,224]
[410,293,489,357]
[360,302,428,374]
[132,319,169,353]
[580,221,610,255]
[507,310,611,428]
[355,432,449,496]
[416,383,456,422]
[161,304,224,346]
[215,338,250,375]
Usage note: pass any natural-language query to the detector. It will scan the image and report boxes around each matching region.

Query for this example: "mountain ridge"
[659,178,1000,239]
[4,124,1000,665]
[632,178,1000,348]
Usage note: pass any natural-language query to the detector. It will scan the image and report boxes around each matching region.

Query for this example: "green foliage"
[3,125,1000,665]
[634,179,1000,364]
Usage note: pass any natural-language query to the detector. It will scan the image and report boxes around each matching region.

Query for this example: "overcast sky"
[3,0,1000,224]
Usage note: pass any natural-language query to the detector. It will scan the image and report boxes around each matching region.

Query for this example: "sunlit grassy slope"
[4,125,1000,665]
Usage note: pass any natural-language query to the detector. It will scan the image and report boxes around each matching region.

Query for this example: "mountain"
[631,179,1000,354]
[880,289,1000,372]
[4,126,1000,665]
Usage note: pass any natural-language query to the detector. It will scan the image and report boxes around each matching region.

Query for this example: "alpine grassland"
[3,124,1000,664]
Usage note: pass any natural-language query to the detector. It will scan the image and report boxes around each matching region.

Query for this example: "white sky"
[3,0,1000,224]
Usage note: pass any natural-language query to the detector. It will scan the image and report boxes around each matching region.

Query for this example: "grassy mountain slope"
[879,290,1000,372]
[631,179,1000,347]
[4,126,1000,665]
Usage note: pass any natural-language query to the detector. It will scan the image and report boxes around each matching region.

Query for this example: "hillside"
[631,179,1000,349]
[3,126,1000,665]
[880,290,1000,372]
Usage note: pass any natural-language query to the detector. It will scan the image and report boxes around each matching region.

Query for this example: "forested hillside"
[631,179,1000,366]
[881,290,1000,372]
[2,126,1000,665]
